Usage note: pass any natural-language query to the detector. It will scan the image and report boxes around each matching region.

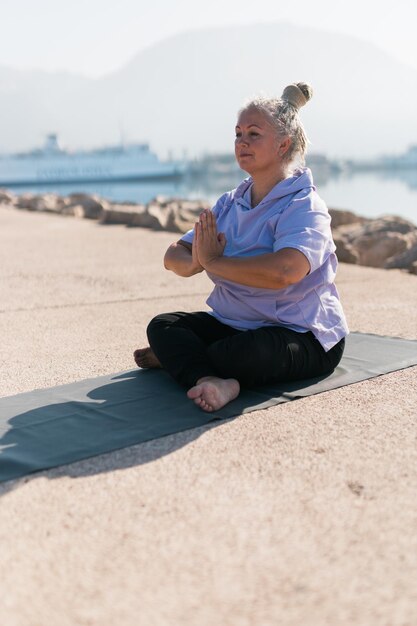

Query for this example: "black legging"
[147,311,345,389]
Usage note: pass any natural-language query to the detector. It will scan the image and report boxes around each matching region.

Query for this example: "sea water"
[316,170,417,223]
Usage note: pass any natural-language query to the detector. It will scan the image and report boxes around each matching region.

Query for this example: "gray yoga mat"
[0,332,416,483]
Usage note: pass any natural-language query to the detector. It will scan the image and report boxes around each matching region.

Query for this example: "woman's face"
[235,107,290,177]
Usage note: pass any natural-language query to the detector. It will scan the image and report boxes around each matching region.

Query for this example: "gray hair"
[238,82,313,168]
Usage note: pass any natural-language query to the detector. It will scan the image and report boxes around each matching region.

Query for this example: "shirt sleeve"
[273,192,335,274]
[180,192,229,245]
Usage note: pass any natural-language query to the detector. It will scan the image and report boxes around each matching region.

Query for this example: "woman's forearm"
[164,241,203,277]
[194,209,310,289]
[204,248,310,290]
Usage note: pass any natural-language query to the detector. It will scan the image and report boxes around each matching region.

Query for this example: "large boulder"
[332,234,360,264]
[15,193,40,210]
[353,232,409,267]
[99,203,147,226]
[385,233,417,270]
[360,215,415,235]
[145,197,210,233]
[64,193,109,219]
[331,211,417,273]
[329,208,366,229]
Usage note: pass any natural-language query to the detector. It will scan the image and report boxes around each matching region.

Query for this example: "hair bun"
[281,82,313,110]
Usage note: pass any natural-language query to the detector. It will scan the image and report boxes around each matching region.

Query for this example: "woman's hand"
[191,234,204,274]
[194,210,227,269]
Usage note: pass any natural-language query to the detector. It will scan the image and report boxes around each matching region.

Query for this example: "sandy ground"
[0,204,416,626]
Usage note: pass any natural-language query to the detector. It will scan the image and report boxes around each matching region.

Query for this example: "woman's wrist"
[202,256,222,273]
[188,262,204,275]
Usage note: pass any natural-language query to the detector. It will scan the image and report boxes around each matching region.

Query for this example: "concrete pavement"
[1,204,416,626]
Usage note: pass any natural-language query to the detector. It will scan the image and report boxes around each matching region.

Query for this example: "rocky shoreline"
[1,188,416,275]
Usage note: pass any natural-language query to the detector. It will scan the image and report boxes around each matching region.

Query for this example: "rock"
[0,189,15,205]
[15,192,64,212]
[147,202,180,231]
[177,199,211,216]
[331,212,417,272]
[384,234,417,270]
[355,215,415,236]
[333,235,359,264]
[170,212,198,233]
[334,215,415,242]
[65,193,109,219]
[329,208,366,229]
[145,198,209,233]
[100,203,147,226]
[131,208,163,229]
[353,232,409,267]
[43,193,67,213]
[175,199,211,231]
[99,199,199,231]
[409,260,417,275]
[15,193,38,210]
[153,195,169,205]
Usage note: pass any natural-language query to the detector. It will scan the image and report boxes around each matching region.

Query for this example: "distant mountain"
[1,22,417,159]
[0,65,90,153]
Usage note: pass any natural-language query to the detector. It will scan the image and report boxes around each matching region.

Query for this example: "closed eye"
[235,131,260,138]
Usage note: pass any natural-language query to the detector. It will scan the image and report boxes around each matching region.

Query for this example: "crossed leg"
[134,311,344,413]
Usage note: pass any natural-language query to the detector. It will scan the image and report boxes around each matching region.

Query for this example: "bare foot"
[133,347,161,369]
[187,376,240,412]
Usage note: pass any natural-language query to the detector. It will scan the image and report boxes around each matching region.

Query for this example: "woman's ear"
[278,136,291,157]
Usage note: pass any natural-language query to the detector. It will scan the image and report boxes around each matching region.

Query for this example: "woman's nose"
[236,135,249,146]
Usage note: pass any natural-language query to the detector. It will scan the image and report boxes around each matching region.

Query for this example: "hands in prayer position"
[193,209,227,269]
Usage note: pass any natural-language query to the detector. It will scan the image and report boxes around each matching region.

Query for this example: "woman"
[134,82,349,412]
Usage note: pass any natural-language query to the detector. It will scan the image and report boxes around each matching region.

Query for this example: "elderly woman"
[134,82,349,412]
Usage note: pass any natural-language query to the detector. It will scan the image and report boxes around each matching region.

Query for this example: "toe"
[187,386,200,399]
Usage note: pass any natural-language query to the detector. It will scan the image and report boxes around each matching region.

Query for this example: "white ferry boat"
[0,134,186,186]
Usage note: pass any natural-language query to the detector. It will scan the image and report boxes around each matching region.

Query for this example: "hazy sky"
[1,0,416,77]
